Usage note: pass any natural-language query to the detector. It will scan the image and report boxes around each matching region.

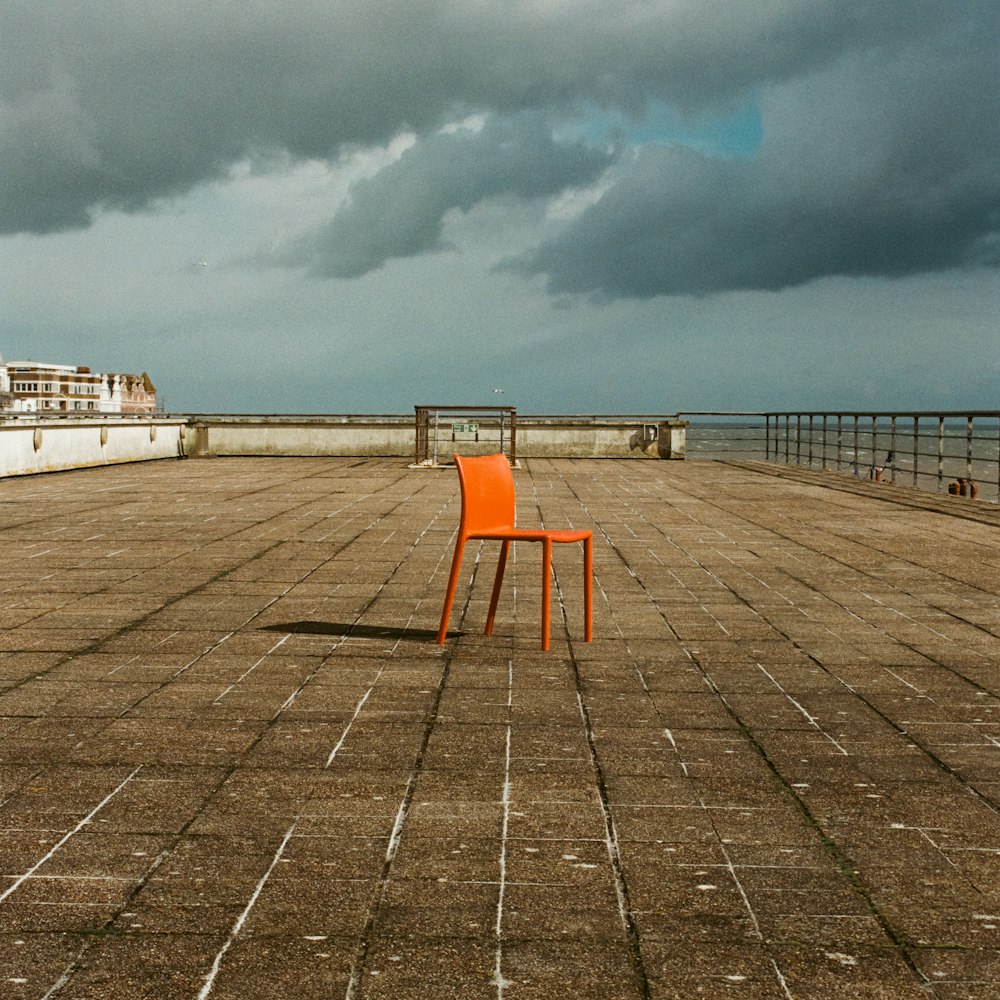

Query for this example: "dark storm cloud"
[287,114,613,278]
[517,8,1000,296]
[2,0,996,296]
[1,1,951,228]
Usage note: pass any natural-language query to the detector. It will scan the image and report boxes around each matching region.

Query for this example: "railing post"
[414,406,427,465]
[912,416,919,489]
[796,415,802,465]
[937,416,945,493]
[967,415,974,483]
[890,415,897,484]
[837,415,843,473]
[853,416,860,476]
[807,414,814,468]
[996,417,1000,503]
[784,416,790,463]
[871,415,878,479]
[821,415,827,470]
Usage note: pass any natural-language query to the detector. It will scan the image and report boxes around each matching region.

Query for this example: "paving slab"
[1,456,1000,997]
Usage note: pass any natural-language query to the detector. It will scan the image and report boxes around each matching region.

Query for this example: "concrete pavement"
[1,457,999,998]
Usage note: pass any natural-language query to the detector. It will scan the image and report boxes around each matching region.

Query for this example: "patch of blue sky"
[569,98,762,158]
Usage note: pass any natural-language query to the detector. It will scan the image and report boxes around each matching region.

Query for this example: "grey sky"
[1,1,997,413]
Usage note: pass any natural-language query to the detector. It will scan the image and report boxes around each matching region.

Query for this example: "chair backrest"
[455,453,516,535]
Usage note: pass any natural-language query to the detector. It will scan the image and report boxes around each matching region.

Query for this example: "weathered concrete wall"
[0,418,187,477]
[183,415,687,460]
[516,419,688,459]
[182,416,414,458]
[0,414,687,477]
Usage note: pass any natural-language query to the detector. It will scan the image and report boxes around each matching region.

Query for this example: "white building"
[0,358,156,414]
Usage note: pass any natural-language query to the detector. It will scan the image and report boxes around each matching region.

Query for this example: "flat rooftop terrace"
[2,457,1000,999]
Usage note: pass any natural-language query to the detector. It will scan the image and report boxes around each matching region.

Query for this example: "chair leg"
[436,539,466,644]
[541,537,552,651]
[583,535,593,642]
[485,540,510,636]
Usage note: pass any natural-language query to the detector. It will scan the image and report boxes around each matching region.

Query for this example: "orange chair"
[436,453,593,651]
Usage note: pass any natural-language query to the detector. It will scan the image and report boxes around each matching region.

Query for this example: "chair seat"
[471,527,591,544]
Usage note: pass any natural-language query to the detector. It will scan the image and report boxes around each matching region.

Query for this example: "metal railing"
[680,411,1000,503]
[0,410,167,422]
[414,405,517,466]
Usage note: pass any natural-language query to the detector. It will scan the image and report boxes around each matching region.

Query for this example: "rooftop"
[2,456,1000,998]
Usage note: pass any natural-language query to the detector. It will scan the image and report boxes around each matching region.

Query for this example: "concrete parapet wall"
[517,419,688,459]
[0,414,687,476]
[184,414,687,460]
[0,418,187,477]
[520,424,641,458]
[183,416,414,458]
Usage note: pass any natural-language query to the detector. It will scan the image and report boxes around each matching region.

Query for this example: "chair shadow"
[261,620,461,642]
